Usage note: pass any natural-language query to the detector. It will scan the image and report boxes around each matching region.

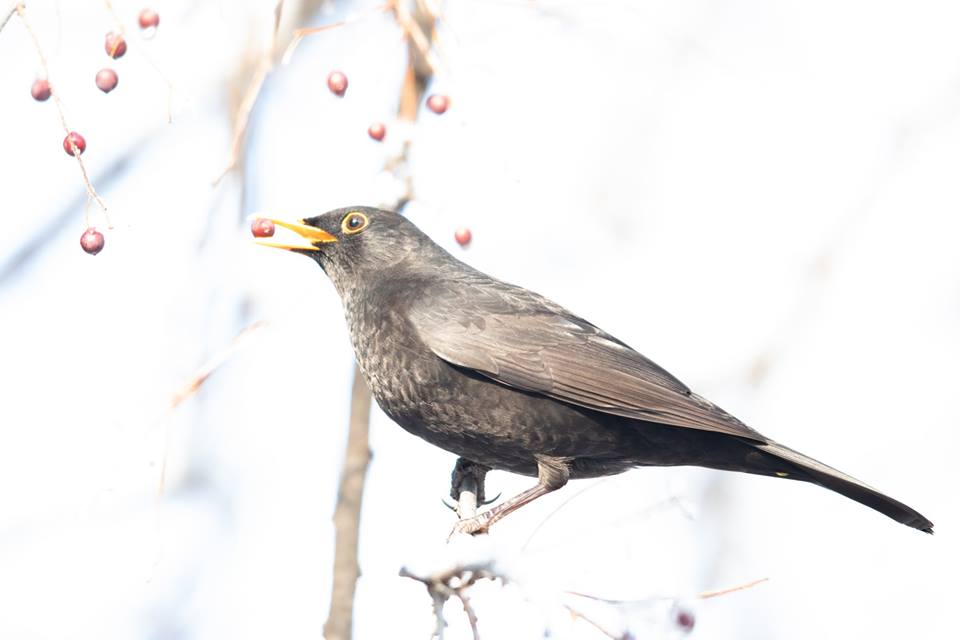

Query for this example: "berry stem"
[100,0,125,35]
[1,1,19,35]
[101,0,175,123]
[16,4,112,227]
[138,48,176,123]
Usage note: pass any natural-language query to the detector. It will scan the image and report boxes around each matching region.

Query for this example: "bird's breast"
[339,290,647,477]
[343,295,437,417]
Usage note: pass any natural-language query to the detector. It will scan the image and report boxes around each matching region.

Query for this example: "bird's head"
[253,206,445,293]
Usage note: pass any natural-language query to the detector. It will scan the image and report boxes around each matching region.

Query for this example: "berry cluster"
[28,8,469,255]
[29,8,161,254]
[311,70,467,248]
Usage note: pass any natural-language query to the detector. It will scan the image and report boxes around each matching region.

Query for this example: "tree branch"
[323,365,373,640]
[324,2,439,637]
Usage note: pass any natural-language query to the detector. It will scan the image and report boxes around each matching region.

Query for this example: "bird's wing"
[410,280,765,442]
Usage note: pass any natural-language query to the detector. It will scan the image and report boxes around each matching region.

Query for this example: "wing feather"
[410,280,765,442]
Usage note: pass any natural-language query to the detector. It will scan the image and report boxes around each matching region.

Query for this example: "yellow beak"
[251,216,337,251]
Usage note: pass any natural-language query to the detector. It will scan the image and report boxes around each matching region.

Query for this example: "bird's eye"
[341,212,369,235]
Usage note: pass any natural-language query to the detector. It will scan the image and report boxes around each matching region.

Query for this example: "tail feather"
[756,441,934,534]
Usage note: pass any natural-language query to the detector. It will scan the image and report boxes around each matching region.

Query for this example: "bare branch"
[430,587,448,639]
[398,539,762,638]
[391,0,440,76]
[400,558,497,640]
[454,587,480,640]
[323,365,374,640]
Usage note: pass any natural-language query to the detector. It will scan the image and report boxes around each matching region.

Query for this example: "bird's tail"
[755,441,933,533]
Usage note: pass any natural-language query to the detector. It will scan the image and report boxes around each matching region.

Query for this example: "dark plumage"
[256,206,933,534]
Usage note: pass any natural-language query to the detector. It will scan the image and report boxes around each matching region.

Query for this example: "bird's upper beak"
[252,216,338,251]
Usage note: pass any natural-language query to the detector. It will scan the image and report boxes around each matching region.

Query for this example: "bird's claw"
[442,498,458,512]
[480,491,501,507]
[448,515,491,540]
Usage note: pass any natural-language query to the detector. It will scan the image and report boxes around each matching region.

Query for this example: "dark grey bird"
[255,206,933,535]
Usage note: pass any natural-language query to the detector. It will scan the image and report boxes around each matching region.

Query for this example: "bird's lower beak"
[252,216,337,251]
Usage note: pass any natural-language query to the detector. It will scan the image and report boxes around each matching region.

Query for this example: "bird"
[254,206,933,535]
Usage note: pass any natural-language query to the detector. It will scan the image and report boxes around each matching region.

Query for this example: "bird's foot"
[448,513,493,540]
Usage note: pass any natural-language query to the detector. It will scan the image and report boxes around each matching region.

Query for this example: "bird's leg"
[450,458,490,518]
[450,456,570,537]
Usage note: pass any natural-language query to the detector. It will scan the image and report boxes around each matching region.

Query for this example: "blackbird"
[255,206,933,535]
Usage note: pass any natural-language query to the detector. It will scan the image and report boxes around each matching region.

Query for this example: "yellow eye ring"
[341,211,369,235]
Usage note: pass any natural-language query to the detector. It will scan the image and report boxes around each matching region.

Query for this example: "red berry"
[674,608,695,633]
[251,218,276,238]
[95,68,119,93]
[63,132,86,156]
[327,71,348,97]
[454,227,472,247]
[104,32,127,58]
[138,8,160,29]
[80,228,105,255]
[367,122,386,141]
[426,94,449,114]
[31,78,51,101]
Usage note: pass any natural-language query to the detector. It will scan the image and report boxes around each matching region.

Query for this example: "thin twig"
[400,562,496,640]
[563,604,626,640]
[521,477,611,550]
[212,59,270,185]
[565,575,769,606]
[212,1,286,184]
[281,3,392,65]
[141,51,176,123]
[0,146,134,283]
[698,577,769,600]
[1,0,18,34]
[16,3,111,226]
[101,0,123,32]
[158,321,267,494]
[167,321,268,410]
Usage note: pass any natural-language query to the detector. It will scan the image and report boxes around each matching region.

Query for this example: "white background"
[0,1,956,638]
